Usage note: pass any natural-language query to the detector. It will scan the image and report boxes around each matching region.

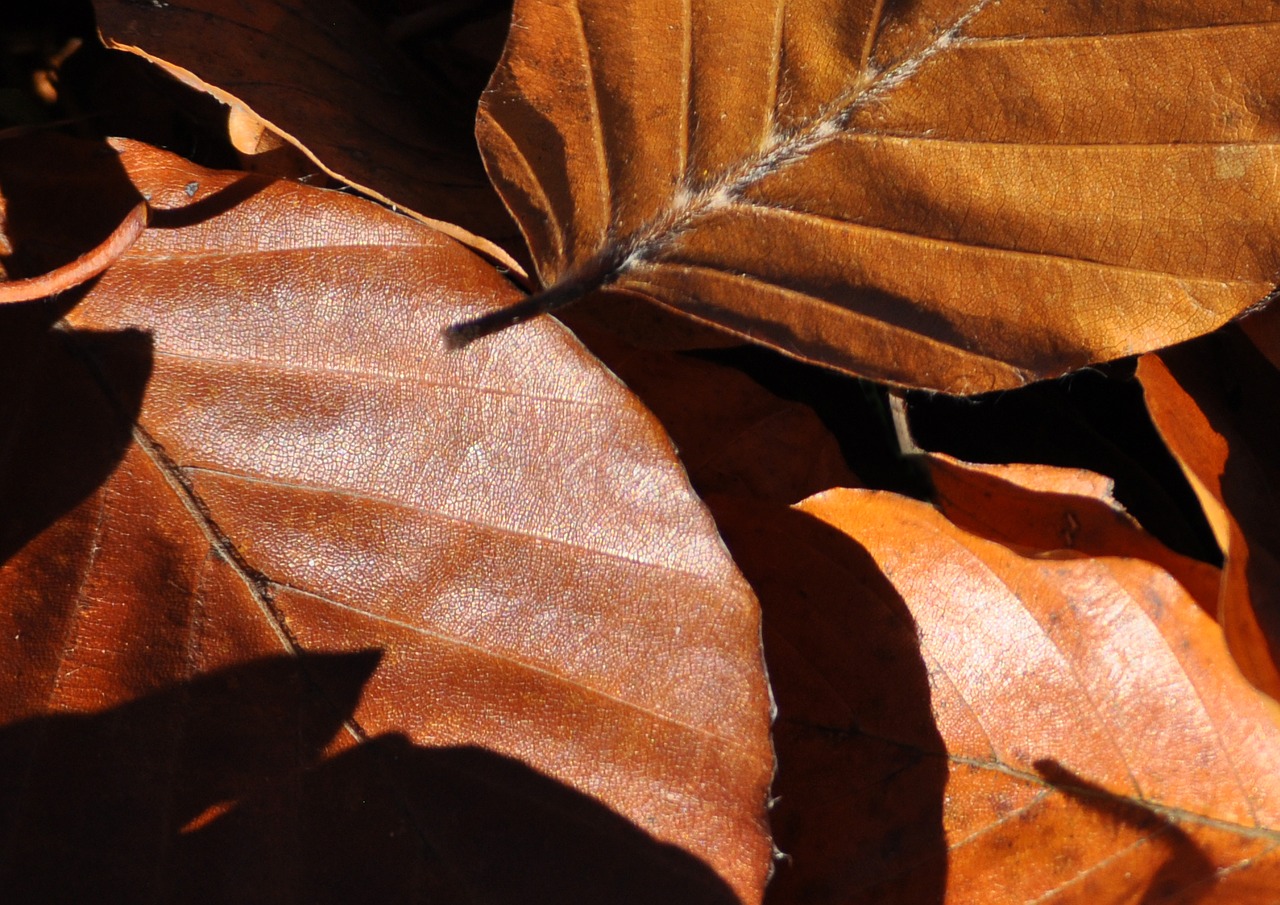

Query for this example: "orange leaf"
[1138,332,1280,701]
[925,453,1220,616]
[717,489,1280,903]
[0,134,771,902]
[474,2,1280,391]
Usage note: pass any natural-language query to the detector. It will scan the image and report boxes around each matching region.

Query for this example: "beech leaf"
[925,453,1221,615]
[0,135,771,902]
[1138,330,1280,701]
[93,0,521,264]
[718,487,1280,903]
[476,2,1280,392]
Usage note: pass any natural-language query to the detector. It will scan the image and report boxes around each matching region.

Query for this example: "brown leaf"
[925,453,1220,616]
[0,134,771,903]
[0,201,146,302]
[568,325,861,504]
[93,0,521,265]
[722,487,1280,903]
[476,2,1280,392]
[1138,331,1280,701]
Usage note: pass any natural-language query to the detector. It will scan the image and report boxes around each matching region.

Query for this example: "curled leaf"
[1139,332,1280,700]
[0,201,146,303]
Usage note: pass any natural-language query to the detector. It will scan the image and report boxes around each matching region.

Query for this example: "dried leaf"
[1138,331,1280,701]
[93,0,521,265]
[0,201,146,302]
[569,325,860,504]
[720,488,1280,903]
[0,134,771,902]
[477,2,1280,392]
[926,453,1220,615]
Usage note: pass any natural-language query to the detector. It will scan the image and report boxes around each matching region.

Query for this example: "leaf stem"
[444,250,620,348]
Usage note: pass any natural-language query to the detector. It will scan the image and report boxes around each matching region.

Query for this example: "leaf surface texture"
[480,1,1280,391]
[0,135,771,903]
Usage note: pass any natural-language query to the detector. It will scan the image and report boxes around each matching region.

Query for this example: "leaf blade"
[0,134,773,902]
[480,1,1280,391]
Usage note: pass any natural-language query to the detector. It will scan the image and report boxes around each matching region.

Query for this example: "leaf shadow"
[711,498,948,904]
[0,306,152,567]
[0,650,740,904]
[0,132,277,570]
[1033,759,1218,904]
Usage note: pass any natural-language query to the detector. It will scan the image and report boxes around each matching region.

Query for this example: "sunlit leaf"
[0,134,771,903]
[477,2,1280,391]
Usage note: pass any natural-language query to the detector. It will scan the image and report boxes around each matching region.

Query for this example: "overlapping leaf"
[0,135,771,902]
[478,1,1280,392]
[93,0,521,262]
[926,453,1221,614]
[1138,331,1280,701]
[720,485,1280,903]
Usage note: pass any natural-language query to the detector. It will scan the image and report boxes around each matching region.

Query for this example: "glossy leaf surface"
[0,135,771,903]
[479,2,1280,391]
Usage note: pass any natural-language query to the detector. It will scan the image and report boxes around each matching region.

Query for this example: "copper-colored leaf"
[478,2,1280,392]
[93,0,521,264]
[719,488,1280,903]
[926,453,1220,615]
[0,135,771,902]
[1138,331,1280,700]
[569,325,860,504]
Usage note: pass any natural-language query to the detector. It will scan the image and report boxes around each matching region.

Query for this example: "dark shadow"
[0,132,145,279]
[711,498,948,904]
[1033,760,1218,904]
[0,306,152,566]
[0,134,154,568]
[0,651,739,904]
[694,343,932,497]
[0,131,280,569]
[906,366,1222,566]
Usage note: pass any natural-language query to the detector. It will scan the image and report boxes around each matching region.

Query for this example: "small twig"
[0,201,148,304]
[888,390,923,457]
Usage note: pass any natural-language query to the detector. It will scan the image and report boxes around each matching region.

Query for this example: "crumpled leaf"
[478,2,1280,392]
[93,0,521,265]
[0,134,771,902]
[723,486,1280,903]
[1138,330,1280,701]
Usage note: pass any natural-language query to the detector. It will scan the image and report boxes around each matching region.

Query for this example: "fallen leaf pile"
[2,2,1280,903]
